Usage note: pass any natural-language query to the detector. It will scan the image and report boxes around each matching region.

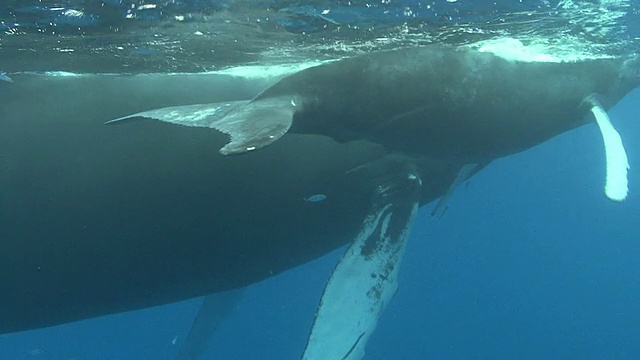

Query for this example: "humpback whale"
[111,45,638,202]
[110,46,639,161]
[1,72,464,360]
[2,44,638,359]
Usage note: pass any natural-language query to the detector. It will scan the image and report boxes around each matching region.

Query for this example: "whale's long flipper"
[583,95,630,201]
[303,168,422,360]
[431,162,482,218]
[175,289,243,360]
[106,97,297,155]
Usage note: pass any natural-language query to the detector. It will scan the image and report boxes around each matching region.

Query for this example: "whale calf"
[1,44,638,359]
[111,45,638,202]
[110,46,638,161]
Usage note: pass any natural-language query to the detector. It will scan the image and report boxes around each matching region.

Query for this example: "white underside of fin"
[303,177,420,360]
[584,96,630,202]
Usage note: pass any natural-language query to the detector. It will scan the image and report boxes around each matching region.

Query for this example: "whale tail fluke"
[106,96,297,155]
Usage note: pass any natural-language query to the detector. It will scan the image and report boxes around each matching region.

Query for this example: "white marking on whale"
[583,95,630,201]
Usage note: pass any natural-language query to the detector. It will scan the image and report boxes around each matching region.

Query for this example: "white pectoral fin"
[106,96,297,155]
[174,289,243,360]
[303,173,422,360]
[583,95,630,202]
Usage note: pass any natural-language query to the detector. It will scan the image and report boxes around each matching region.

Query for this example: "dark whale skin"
[1,45,638,335]
[0,75,459,334]
[264,47,639,161]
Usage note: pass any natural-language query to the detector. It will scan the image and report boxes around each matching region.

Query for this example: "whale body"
[2,45,638,359]
[111,46,639,163]
[0,74,460,336]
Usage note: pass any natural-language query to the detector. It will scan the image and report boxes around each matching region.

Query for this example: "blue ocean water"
[1,1,639,359]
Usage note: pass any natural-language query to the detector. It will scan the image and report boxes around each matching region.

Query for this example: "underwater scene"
[1,1,639,359]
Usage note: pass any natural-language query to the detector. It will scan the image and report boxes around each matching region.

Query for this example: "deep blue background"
[0,87,638,359]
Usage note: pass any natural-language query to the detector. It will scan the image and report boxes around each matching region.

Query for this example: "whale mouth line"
[583,94,630,202]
